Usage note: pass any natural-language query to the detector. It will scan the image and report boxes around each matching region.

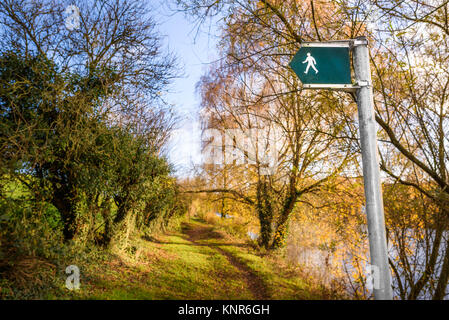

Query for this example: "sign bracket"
[301,83,360,92]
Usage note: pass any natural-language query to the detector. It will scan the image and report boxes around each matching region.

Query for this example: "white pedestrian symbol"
[303,52,318,74]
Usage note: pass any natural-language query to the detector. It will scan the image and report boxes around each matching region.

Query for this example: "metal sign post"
[352,36,393,300]
[289,37,393,300]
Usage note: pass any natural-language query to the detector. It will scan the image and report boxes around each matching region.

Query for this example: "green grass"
[3,218,335,300]
[216,245,326,299]
[67,223,255,299]
[186,219,332,300]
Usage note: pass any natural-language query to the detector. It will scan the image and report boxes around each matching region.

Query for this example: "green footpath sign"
[289,43,351,86]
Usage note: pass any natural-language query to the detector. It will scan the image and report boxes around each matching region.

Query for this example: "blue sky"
[153,1,220,177]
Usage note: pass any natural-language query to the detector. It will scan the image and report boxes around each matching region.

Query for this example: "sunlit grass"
[6,218,334,300]
[70,226,254,299]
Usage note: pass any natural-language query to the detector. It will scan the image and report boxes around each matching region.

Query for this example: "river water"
[248,225,449,299]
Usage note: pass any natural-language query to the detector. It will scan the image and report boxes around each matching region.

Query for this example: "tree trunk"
[113,194,132,224]
[52,187,78,241]
[271,218,289,249]
[432,226,449,300]
[256,180,273,249]
[98,201,113,247]
[258,210,273,249]
[408,223,444,299]
[428,208,449,300]
[271,191,298,249]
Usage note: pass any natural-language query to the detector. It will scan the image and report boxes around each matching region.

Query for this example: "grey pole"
[352,36,393,300]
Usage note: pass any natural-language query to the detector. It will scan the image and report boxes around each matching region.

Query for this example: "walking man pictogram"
[303,52,318,74]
